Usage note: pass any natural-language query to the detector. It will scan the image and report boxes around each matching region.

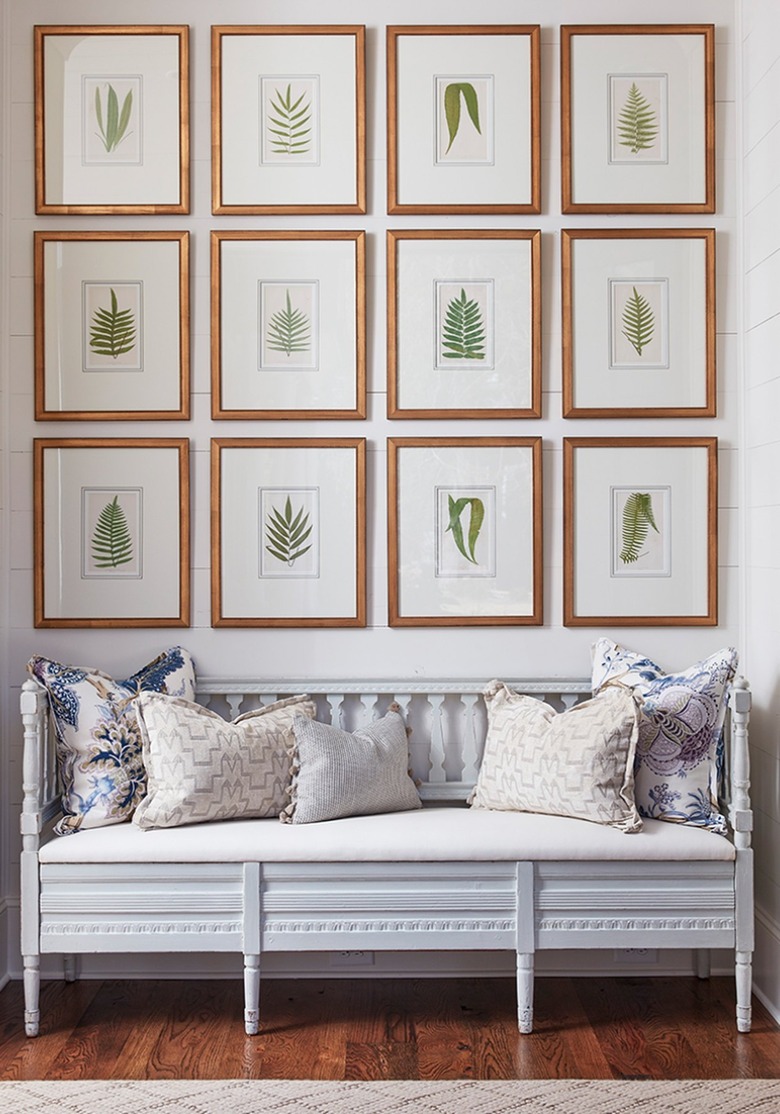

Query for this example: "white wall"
[0,0,11,991]
[1,0,741,984]
[741,0,780,1024]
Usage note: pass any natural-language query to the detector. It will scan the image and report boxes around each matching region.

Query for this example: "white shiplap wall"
[741,0,780,1025]
[0,0,743,986]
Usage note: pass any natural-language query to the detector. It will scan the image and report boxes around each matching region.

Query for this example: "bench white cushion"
[39,807,734,865]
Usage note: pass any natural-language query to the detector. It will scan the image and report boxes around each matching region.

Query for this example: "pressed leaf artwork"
[443,82,481,154]
[442,288,486,361]
[91,495,134,570]
[621,285,655,357]
[266,290,311,358]
[265,495,313,567]
[89,288,137,360]
[446,494,485,565]
[617,82,659,155]
[94,83,134,153]
[619,491,659,565]
[268,83,312,157]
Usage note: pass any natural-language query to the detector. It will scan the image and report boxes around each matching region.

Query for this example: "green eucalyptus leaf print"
[89,288,137,360]
[268,83,312,156]
[266,290,311,357]
[446,495,485,565]
[265,496,313,567]
[443,82,481,154]
[442,289,486,361]
[621,286,654,357]
[617,82,658,155]
[619,492,659,565]
[94,84,133,153]
[91,495,134,569]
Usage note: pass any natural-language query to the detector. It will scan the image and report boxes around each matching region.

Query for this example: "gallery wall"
[0,0,747,987]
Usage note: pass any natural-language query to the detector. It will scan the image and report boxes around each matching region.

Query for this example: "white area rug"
[0,1079,778,1113]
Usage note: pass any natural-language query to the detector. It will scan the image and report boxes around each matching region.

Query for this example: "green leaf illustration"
[446,495,485,565]
[266,290,311,357]
[442,288,486,361]
[268,83,312,156]
[617,82,658,155]
[443,82,481,154]
[619,492,659,565]
[621,286,655,357]
[265,496,313,567]
[91,495,134,569]
[94,84,133,153]
[89,288,136,360]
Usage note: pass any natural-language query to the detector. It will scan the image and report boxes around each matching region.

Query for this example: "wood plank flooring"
[0,976,778,1080]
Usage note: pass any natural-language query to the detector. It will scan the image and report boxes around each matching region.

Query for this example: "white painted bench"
[20,676,754,1037]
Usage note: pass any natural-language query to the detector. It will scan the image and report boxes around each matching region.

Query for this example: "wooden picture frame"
[211,438,366,628]
[34,231,190,421]
[211,231,365,421]
[387,25,541,214]
[561,24,715,214]
[388,437,543,627]
[387,229,542,419]
[34,438,190,628]
[212,25,366,215]
[563,437,718,626]
[35,24,189,214]
[562,228,716,418]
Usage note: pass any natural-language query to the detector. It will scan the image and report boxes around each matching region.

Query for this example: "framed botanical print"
[562,229,715,418]
[212,25,366,214]
[387,25,541,214]
[387,230,542,419]
[211,231,365,420]
[563,437,718,626]
[388,437,543,627]
[561,24,714,213]
[34,231,190,421]
[34,438,190,628]
[34,25,189,214]
[211,438,366,628]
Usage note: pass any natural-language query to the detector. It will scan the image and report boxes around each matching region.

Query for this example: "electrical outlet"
[329,950,375,967]
[614,947,658,964]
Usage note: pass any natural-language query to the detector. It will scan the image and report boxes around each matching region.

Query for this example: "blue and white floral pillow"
[28,647,196,835]
[591,639,738,833]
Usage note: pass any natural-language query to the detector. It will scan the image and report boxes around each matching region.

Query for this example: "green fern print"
[90,288,136,360]
[621,286,655,357]
[268,83,312,156]
[446,495,485,565]
[442,289,486,361]
[91,495,134,570]
[617,82,658,155]
[94,84,133,153]
[443,82,481,154]
[266,290,311,357]
[619,492,659,565]
[265,496,313,567]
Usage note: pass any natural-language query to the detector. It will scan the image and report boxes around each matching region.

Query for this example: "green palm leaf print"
[265,496,313,567]
[91,495,134,569]
[268,83,312,156]
[266,291,311,357]
[94,84,133,153]
[619,492,659,565]
[442,289,486,361]
[89,288,136,360]
[621,286,655,357]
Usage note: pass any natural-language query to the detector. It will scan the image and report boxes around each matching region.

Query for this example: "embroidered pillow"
[591,639,738,833]
[27,647,196,835]
[133,692,316,830]
[281,708,422,824]
[470,681,642,832]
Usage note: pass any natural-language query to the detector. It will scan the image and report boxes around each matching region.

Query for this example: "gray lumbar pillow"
[281,708,422,824]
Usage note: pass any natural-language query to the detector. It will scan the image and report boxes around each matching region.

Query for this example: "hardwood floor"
[0,976,778,1080]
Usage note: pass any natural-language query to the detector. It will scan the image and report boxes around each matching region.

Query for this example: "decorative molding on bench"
[538,917,735,932]
[41,921,243,936]
[264,919,517,934]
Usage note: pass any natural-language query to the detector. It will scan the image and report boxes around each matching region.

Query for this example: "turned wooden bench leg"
[23,956,40,1037]
[695,948,711,979]
[244,953,260,1035]
[736,949,752,1033]
[516,952,534,1034]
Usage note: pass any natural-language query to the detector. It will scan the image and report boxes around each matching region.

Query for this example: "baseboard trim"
[754,906,780,1025]
[0,898,8,988]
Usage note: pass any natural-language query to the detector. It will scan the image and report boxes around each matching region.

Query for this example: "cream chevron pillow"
[133,692,316,829]
[470,681,642,832]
